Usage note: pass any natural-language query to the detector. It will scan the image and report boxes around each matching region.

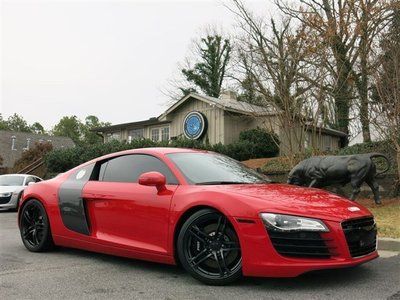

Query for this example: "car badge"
[348,207,360,212]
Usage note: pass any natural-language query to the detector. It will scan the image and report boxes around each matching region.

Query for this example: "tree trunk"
[331,38,352,146]
[334,60,352,146]
[396,146,400,182]
[358,13,371,143]
[395,147,400,196]
[359,69,371,143]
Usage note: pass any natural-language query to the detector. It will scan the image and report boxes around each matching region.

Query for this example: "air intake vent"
[342,217,377,257]
[0,195,12,205]
[268,231,332,258]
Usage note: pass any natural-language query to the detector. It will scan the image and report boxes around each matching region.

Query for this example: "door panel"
[82,181,177,254]
[58,164,95,235]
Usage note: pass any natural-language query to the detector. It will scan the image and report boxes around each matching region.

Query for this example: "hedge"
[45,128,279,174]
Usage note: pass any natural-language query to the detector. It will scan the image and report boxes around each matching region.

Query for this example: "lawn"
[355,198,400,238]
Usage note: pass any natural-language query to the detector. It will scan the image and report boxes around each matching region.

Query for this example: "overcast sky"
[1,0,274,129]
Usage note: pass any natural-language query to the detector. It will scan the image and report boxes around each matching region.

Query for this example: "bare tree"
[229,0,329,163]
[276,0,391,145]
[352,0,391,142]
[371,5,400,182]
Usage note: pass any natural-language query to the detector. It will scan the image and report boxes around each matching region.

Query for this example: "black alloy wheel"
[177,209,242,285]
[20,199,53,252]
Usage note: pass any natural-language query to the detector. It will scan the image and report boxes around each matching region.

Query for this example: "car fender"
[168,186,260,261]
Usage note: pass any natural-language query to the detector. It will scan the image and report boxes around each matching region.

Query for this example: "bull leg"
[366,178,381,205]
[309,179,319,188]
[349,179,362,201]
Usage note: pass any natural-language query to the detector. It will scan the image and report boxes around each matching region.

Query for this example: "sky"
[1,0,275,130]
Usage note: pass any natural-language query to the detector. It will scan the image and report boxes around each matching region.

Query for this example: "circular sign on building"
[183,111,207,140]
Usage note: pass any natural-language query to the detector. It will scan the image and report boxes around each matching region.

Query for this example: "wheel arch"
[18,196,48,228]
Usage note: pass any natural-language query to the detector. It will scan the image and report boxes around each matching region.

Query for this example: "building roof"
[93,93,275,134]
[0,130,75,169]
[160,93,274,118]
[92,117,171,133]
[305,124,347,137]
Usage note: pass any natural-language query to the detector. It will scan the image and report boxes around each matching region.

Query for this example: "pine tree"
[181,35,231,98]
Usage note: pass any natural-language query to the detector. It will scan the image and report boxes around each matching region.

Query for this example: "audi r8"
[0,174,42,211]
[18,148,378,285]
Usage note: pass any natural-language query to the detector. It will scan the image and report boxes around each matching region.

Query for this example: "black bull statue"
[287,153,390,204]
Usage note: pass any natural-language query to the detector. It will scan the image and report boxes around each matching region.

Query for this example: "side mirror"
[28,182,36,186]
[138,172,166,192]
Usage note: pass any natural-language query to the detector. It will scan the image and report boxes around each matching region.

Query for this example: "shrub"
[260,157,292,174]
[239,127,279,158]
[170,138,211,150]
[45,130,280,175]
[216,140,256,161]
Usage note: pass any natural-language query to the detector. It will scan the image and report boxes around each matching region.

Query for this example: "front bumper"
[0,193,19,210]
[234,217,378,277]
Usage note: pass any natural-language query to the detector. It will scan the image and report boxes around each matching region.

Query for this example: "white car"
[0,174,42,211]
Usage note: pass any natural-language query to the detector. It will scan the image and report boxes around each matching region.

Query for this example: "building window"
[150,126,170,142]
[129,128,144,141]
[161,127,169,141]
[151,129,160,142]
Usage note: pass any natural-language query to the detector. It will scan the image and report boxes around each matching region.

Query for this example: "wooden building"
[93,92,346,155]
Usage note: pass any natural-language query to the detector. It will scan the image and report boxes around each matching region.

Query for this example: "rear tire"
[19,199,54,252]
[177,209,242,285]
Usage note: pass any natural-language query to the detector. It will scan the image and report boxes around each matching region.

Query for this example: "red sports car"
[18,148,378,285]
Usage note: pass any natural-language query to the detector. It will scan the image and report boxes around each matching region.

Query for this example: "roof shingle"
[0,130,75,169]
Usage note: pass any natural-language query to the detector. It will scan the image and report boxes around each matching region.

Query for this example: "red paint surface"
[19,148,378,277]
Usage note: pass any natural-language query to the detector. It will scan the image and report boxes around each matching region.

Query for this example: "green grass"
[360,198,400,238]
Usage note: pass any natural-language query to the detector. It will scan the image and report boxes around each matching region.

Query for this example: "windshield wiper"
[195,181,251,185]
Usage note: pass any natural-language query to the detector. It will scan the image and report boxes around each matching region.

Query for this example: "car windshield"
[167,152,270,185]
[0,175,25,186]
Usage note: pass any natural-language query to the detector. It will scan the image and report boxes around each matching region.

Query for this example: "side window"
[25,176,36,185]
[101,154,178,184]
[69,163,95,182]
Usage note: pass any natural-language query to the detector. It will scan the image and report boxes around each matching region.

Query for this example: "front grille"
[0,195,12,204]
[342,217,377,257]
[268,230,332,258]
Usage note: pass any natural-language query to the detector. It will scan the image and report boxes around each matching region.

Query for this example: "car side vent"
[342,217,377,258]
[268,231,332,259]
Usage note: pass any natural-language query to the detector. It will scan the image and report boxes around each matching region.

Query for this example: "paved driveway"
[0,211,399,300]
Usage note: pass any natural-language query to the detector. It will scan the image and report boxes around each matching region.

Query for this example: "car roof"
[0,174,35,178]
[63,147,215,176]
[71,147,210,171]
[131,147,209,154]
[97,147,210,160]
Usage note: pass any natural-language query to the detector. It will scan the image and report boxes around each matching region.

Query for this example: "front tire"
[177,209,242,285]
[19,199,54,252]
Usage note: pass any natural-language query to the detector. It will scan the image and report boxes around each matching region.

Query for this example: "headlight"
[0,192,12,197]
[260,213,329,232]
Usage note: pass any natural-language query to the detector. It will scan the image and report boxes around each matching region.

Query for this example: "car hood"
[210,183,372,222]
[0,186,23,194]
